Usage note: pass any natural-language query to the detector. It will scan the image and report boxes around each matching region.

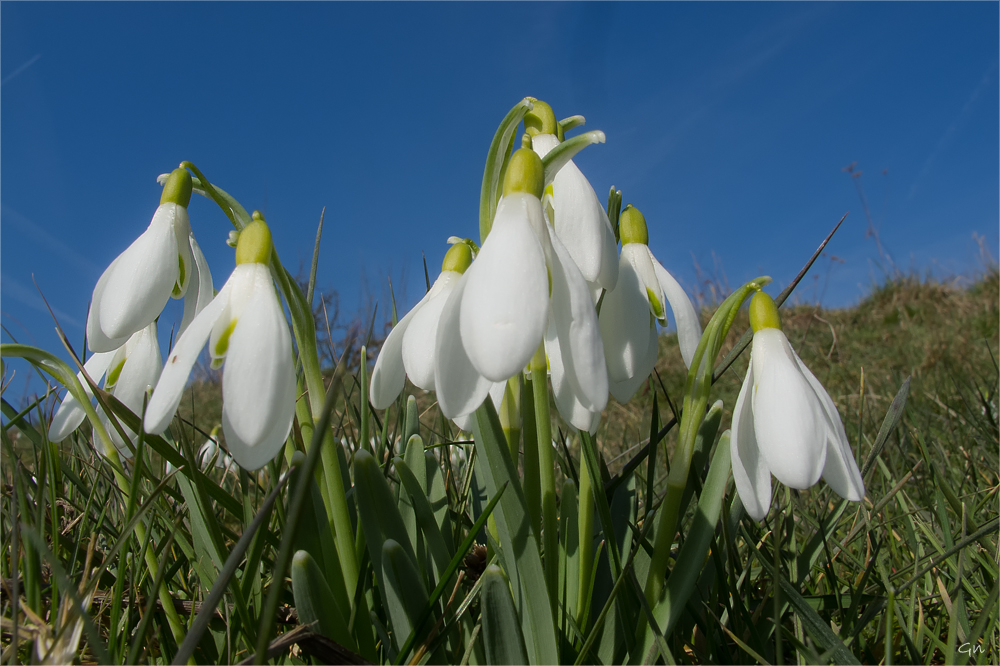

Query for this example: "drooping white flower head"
[434,148,608,428]
[369,241,474,409]
[731,291,865,520]
[527,101,618,297]
[87,168,213,352]
[144,214,295,471]
[599,205,702,403]
[50,322,162,458]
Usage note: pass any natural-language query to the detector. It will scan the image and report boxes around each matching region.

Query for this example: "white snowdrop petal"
[730,365,772,520]
[551,160,616,286]
[608,324,658,404]
[401,273,458,392]
[751,329,827,490]
[545,324,601,433]
[99,204,182,341]
[107,323,163,450]
[435,275,494,418]
[369,293,427,409]
[49,351,116,442]
[599,247,655,385]
[460,194,549,381]
[793,351,866,501]
[650,254,702,369]
[220,269,296,471]
[87,256,131,353]
[144,281,232,435]
[179,234,214,338]
[547,231,608,412]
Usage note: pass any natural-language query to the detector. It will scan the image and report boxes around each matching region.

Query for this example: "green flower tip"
[442,242,473,274]
[524,99,558,137]
[160,167,193,207]
[749,291,782,332]
[235,218,272,265]
[619,204,649,246]
[503,148,544,199]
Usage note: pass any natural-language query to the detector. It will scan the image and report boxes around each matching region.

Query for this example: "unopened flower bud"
[618,204,649,246]
[236,214,272,265]
[502,148,544,199]
[160,167,193,208]
[749,291,782,332]
[524,99,558,137]
[442,242,473,274]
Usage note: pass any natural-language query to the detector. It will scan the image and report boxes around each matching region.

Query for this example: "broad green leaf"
[472,400,560,666]
[291,550,355,649]
[481,565,531,666]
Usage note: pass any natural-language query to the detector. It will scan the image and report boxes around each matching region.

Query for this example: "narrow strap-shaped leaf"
[481,565,531,665]
[382,539,431,655]
[472,400,560,665]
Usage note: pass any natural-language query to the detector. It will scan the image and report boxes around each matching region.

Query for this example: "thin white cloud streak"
[908,61,998,200]
[1,204,102,278]
[1,273,83,330]
[1,54,41,87]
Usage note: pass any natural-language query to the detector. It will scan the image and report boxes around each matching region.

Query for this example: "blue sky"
[2,2,997,397]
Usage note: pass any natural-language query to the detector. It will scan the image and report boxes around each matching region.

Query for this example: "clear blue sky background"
[3,2,997,398]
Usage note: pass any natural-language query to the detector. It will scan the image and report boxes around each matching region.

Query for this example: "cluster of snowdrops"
[50,98,864,531]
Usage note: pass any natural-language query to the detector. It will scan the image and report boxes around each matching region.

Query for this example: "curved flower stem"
[530,344,559,618]
[642,277,771,610]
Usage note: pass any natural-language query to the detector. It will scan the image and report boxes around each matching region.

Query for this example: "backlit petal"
[731,368,771,520]
[107,323,162,454]
[608,324,658,404]
[401,271,459,392]
[650,252,702,369]
[751,329,826,490]
[178,233,214,338]
[793,351,866,501]
[460,193,549,381]
[144,281,231,435]
[547,231,608,411]
[49,351,116,442]
[99,203,182,341]
[545,323,601,433]
[370,292,429,409]
[221,275,295,470]
[599,247,655,386]
[435,274,494,418]
[87,256,131,353]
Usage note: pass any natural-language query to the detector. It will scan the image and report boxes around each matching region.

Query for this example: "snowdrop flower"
[435,148,608,428]
[87,168,213,353]
[369,242,474,408]
[731,291,865,520]
[527,101,618,297]
[144,214,295,471]
[50,322,162,458]
[599,205,702,403]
